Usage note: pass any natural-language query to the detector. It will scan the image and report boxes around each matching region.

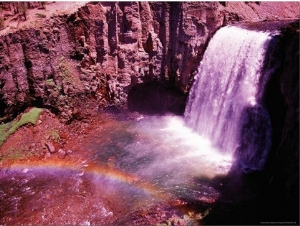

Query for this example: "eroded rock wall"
[64,2,226,114]
[0,2,299,121]
[0,16,88,121]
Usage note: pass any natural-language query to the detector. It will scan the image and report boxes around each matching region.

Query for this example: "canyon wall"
[0,2,299,121]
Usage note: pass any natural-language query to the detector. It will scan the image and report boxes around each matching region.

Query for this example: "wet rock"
[45,142,56,154]
[31,126,39,134]
[44,152,51,159]
[42,28,50,33]
[22,168,29,173]
[53,27,60,33]
[57,149,66,159]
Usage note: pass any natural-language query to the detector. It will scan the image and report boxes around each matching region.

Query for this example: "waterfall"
[184,26,274,171]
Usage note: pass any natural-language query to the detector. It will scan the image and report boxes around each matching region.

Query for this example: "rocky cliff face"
[262,21,299,221]
[0,17,87,121]
[0,2,299,121]
[66,2,226,114]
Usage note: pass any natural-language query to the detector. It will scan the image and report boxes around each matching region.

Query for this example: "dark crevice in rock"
[168,2,182,86]
[159,3,170,82]
[107,3,117,55]
[69,50,84,61]
[21,42,35,102]
[0,94,8,120]
[24,58,32,69]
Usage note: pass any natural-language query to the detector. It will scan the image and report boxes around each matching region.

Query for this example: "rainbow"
[0,158,173,201]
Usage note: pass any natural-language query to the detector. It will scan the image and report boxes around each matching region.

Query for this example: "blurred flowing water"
[185,26,274,172]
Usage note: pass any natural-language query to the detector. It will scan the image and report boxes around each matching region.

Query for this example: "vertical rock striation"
[65,2,226,112]
[0,17,86,122]
[0,2,299,121]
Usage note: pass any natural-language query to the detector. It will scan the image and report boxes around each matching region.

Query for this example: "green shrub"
[0,107,43,147]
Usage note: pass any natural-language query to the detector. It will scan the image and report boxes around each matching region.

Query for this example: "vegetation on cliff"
[0,107,42,147]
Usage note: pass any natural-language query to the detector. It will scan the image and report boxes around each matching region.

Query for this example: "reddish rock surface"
[0,2,299,121]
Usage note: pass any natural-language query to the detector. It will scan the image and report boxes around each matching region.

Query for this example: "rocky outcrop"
[65,2,226,114]
[0,2,299,121]
[262,21,299,222]
[0,16,88,122]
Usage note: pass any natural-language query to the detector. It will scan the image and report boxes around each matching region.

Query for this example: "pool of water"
[0,114,233,225]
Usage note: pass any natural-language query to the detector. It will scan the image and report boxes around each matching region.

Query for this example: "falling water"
[185,26,273,171]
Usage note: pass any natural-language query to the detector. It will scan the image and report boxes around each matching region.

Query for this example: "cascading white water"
[184,26,273,171]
